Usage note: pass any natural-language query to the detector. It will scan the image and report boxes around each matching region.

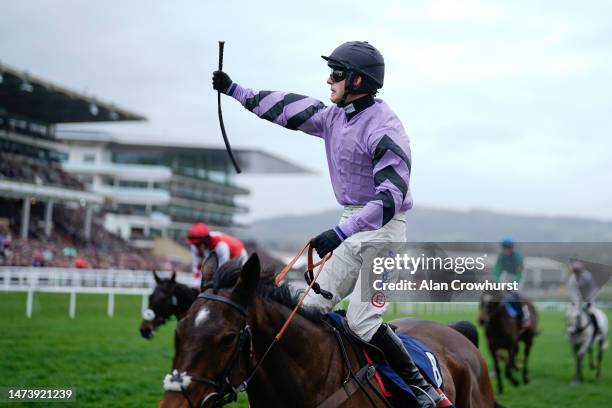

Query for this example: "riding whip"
[217,41,242,173]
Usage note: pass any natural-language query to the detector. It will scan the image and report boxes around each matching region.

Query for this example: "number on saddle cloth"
[375,334,445,392]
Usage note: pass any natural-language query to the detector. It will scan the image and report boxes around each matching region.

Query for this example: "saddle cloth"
[326,312,444,404]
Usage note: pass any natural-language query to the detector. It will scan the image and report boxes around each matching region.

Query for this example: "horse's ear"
[234,253,260,301]
[200,253,219,292]
[152,270,161,284]
[170,271,176,283]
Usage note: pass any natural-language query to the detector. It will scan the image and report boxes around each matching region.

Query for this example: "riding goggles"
[329,69,347,83]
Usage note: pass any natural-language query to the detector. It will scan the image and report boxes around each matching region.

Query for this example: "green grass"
[0,292,609,407]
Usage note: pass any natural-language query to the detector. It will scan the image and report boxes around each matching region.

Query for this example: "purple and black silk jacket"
[226,83,413,240]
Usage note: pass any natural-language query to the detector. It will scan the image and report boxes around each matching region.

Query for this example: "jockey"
[568,260,600,334]
[187,223,248,287]
[213,42,446,408]
[494,238,531,328]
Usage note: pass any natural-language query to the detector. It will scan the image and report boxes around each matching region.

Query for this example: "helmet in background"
[187,223,210,244]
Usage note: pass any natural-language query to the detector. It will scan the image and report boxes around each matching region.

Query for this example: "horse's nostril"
[140,327,154,339]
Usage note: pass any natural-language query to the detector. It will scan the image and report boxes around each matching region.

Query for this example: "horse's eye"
[219,333,237,347]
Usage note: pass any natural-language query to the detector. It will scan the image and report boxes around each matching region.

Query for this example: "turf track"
[0,292,609,407]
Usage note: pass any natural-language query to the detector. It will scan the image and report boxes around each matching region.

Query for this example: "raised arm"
[213,71,328,137]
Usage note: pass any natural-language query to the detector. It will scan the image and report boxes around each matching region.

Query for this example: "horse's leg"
[522,336,532,385]
[490,346,503,394]
[505,345,519,387]
[588,344,595,370]
[572,345,584,384]
[596,339,604,378]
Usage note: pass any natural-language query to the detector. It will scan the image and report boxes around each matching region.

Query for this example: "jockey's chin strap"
[165,241,332,408]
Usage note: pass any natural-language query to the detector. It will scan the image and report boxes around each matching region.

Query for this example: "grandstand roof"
[0,62,146,124]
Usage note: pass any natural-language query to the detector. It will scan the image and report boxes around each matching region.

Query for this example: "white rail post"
[141,293,148,314]
[26,290,33,318]
[69,291,76,319]
[4,269,10,290]
[107,292,115,318]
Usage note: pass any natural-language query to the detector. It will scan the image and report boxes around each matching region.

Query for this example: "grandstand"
[58,130,311,248]
[0,62,164,269]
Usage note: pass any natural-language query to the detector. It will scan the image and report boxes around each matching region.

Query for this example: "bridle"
[143,285,181,328]
[163,292,251,408]
[164,242,332,408]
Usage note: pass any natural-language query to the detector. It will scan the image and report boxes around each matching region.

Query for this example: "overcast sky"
[2,0,611,222]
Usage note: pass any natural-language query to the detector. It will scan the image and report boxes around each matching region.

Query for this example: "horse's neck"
[490,304,514,334]
[577,310,590,329]
[173,284,198,318]
[246,299,349,406]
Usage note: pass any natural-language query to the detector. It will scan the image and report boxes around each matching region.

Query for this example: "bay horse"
[159,254,498,408]
[140,270,199,340]
[478,290,538,394]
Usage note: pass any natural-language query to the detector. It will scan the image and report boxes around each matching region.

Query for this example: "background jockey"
[568,260,600,334]
[494,238,531,328]
[186,223,248,287]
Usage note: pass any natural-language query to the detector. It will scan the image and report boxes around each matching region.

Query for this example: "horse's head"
[141,254,220,340]
[159,253,261,408]
[140,270,178,339]
[478,290,503,326]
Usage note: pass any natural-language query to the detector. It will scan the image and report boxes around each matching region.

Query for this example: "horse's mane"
[174,281,199,298]
[211,257,327,324]
[156,278,197,297]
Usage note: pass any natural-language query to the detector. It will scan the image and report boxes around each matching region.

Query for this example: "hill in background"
[246,207,612,251]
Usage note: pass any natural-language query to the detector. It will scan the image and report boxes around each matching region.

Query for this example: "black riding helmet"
[322,41,385,95]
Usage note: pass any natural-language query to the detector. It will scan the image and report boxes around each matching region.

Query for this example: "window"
[83,153,96,163]
[118,180,148,188]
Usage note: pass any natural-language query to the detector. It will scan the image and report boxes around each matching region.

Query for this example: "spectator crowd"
[0,200,186,271]
[0,152,85,191]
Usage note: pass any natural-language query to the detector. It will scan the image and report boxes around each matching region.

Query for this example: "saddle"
[324,312,445,407]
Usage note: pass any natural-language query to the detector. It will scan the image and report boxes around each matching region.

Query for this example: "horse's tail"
[448,320,479,348]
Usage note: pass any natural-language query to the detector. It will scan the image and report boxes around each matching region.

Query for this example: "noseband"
[144,285,181,326]
[163,292,251,408]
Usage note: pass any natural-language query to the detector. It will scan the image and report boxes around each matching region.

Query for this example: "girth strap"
[317,364,376,408]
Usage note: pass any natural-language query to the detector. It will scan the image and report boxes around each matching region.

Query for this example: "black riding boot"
[371,324,440,408]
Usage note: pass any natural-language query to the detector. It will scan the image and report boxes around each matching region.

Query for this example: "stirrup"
[409,385,437,408]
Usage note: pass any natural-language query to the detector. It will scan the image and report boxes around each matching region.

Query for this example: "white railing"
[3,267,608,320]
[0,266,192,318]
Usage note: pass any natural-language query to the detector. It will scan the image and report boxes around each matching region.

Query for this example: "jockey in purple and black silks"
[213,41,443,408]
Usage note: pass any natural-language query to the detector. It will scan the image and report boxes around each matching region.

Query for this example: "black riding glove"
[311,229,343,258]
[212,70,232,93]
